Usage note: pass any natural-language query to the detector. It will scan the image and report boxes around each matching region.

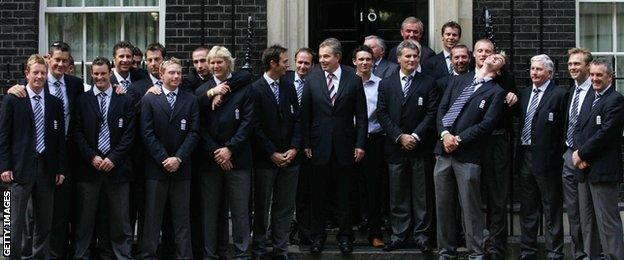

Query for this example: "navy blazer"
[435,71,506,164]
[377,70,439,163]
[73,89,136,183]
[423,51,476,80]
[388,43,435,65]
[109,68,146,88]
[575,86,624,183]
[196,77,254,171]
[0,92,66,184]
[140,90,199,180]
[251,77,301,169]
[373,58,399,80]
[301,65,368,166]
[517,81,568,176]
[181,70,210,93]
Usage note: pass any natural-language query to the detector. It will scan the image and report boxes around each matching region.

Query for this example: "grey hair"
[401,16,424,31]
[590,58,615,76]
[319,38,342,56]
[364,35,387,52]
[396,39,421,57]
[531,54,555,75]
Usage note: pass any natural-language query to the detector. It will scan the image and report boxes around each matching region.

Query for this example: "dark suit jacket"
[377,70,439,163]
[435,71,506,164]
[73,89,136,183]
[196,78,254,170]
[127,77,155,105]
[181,70,210,93]
[373,58,398,80]
[575,86,624,183]
[564,83,593,150]
[195,70,253,98]
[492,67,518,133]
[0,92,66,184]
[281,71,301,106]
[140,90,199,180]
[251,77,301,169]
[388,43,435,65]
[517,81,568,177]
[109,68,146,87]
[301,65,368,166]
[423,51,476,80]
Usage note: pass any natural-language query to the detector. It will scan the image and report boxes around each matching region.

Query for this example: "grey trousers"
[388,155,431,245]
[518,149,564,259]
[200,169,251,259]
[9,157,55,260]
[434,155,484,259]
[139,179,192,260]
[251,166,299,256]
[578,180,624,260]
[73,178,132,260]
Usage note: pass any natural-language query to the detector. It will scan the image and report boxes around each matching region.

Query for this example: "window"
[577,0,624,91]
[39,0,165,82]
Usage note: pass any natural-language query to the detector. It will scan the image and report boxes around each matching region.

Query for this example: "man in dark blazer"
[110,41,147,93]
[573,58,624,260]
[364,35,398,80]
[138,58,199,260]
[195,45,254,259]
[0,54,66,260]
[281,47,315,245]
[517,55,567,260]
[376,40,439,251]
[434,53,507,260]
[72,57,136,259]
[250,45,301,259]
[7,41,84,259]
[301,38,368,254]
[435,44,472,95]
[181,46,211,93]
[424,21,472,80]
[387,17,435,65]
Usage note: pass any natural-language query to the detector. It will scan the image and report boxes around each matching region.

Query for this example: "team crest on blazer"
[479,100,486,109]
[418,97,423,106]
[118,118,124,128]
[235,108,240,119]
[53,120,58,130]
[548,112,554,122]
[596,115,602,125]
[181,119,187,130]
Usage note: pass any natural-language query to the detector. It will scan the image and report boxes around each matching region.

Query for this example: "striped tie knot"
[327,73,336,104]
[156,80,163,87]
[402,75,413,97]
[271,81,280,104]
[167,92,177,109]
[33,95,41,101]
[121,80,130,90]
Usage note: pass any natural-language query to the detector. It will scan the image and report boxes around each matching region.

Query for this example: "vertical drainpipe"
[231,0,236,56]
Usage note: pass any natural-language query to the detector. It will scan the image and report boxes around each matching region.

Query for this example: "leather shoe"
[370,237,385,248]
[309,240,323,254]
[338,241,353,254]
[383,240,404,251]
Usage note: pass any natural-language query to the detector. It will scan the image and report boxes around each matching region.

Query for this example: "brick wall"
[0,0,39,90]
[472,0,576,87]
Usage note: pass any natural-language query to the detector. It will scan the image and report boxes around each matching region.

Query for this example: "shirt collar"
[532,80,550,92]
[162,86,179,96]
[597,85,611,95]
[362,73,381,86]
[294,72,303,83]
[213,73,233,85]
[149,74,161,85]
[399,69,417,80]
[576,77,591,91]
[324,66,342,81]
[443,50,451,59]
[93,85,113,97]
[113,69,130,83]
[26,84,44,98]
[263,72,279,86]
[374,58,382,66]
[47,72,65,86]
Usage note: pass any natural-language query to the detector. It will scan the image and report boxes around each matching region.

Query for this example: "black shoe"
[416,241,432,252]
[383,240,404,251]
[309,240,323,254]
[338,241,353,254]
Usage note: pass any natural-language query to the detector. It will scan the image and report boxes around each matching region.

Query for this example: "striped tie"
[402,75,413,98]
[327,73,336,105]
[521,88,541,145]
[270,82,280,105]
[167,92,177,110]
[566,87,582,147]
[33,95,45,154]
[97,92,111,155]
[53,81,69,134]
[441,78,484,127]
[120,80,130,91]
[446,56,453,75]
[295,78,304,106]
[156,80,163,88]
[592,93,601,109]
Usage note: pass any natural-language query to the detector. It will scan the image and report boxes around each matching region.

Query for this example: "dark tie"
[167,92,177,110]
[97,92,110,154]
[295,79,304,106]
[120,80,130,91]
[402,75,413,98]
[270,82,280,104]
[521,88,542,145]
[33,95,45,154]
[441,78,484,127]
[156,80,163,88]
[53,81,69,132]
[592,93,601,109]
[446,56,453,75]
[327,73,336,105]
[566,87,582,147]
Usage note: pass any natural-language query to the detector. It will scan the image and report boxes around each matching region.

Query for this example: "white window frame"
[38,0,166,79]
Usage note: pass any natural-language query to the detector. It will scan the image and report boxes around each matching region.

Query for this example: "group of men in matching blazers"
[2,15,624,260]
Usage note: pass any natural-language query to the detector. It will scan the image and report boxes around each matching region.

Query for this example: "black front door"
[309,0,429,64]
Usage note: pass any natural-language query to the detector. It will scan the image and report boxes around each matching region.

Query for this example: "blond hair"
[25,54,47,71]
[159,57,182,72]
[207,46,235,74]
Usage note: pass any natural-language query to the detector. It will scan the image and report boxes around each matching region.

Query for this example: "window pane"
[617,4,624,52]
[86,13,121,61]
[47,13,83,60]
[86,0,120,6]
[580,3,613,52]
[616,56,624,93]
[124,0,157,6]
[47,0,81,7]
[123,12,159,54]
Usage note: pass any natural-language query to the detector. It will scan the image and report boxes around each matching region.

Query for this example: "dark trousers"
[139,179,192,260]
[49,177,74,259]
[200,169,251,259]
[388,154,431,245]
[73,178,132,260]
[9,157,55,260]
[294,157,312,243]
[252,165,299,256]
[481,133,511,255]
[518,149,564,259]
[357,133,385,239]
[310,151,354,242]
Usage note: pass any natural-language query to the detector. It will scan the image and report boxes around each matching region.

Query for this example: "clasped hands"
[270,149,298,167]
[572,150,590,170]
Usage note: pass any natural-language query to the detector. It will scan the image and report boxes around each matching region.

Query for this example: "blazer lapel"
[86,91,102,121]
[519,87,531,120]
[333,67,348,104]
[403,73,421,106]
[107,92,120,123]
[535,82,555,115]
[261,79,280,109]
[579,88,596,127]
[156,93,172,119]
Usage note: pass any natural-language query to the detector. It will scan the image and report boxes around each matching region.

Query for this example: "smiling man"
[388,17,435,64]
[424,21,464,79]
[111,41,146,92]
